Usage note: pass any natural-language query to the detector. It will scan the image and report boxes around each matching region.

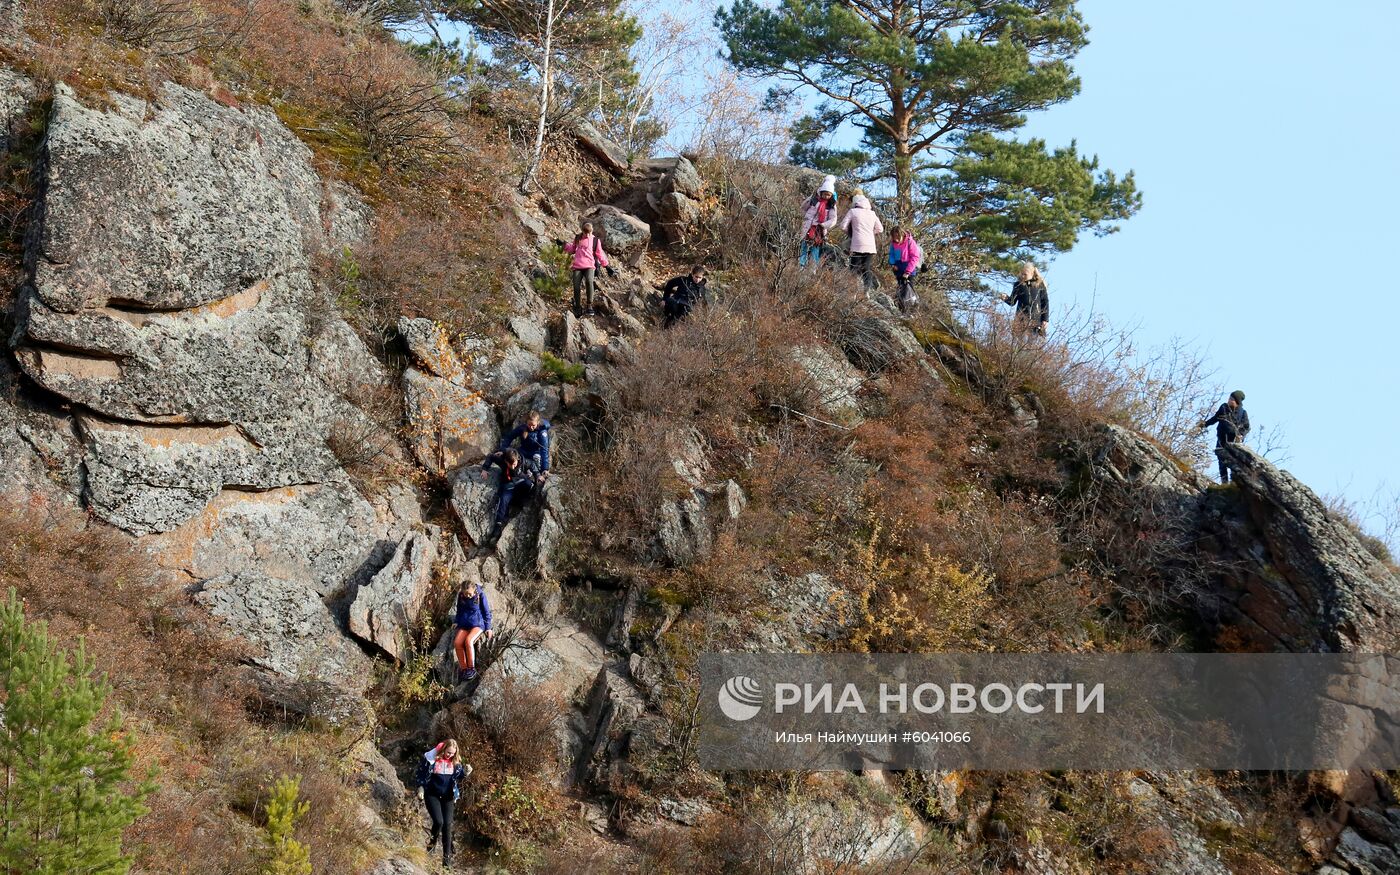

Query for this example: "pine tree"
[262,775,311,875]
[716,0,1140,264]
[0,589,152,875]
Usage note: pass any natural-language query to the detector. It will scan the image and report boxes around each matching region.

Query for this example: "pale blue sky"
[1013,0,1398,531]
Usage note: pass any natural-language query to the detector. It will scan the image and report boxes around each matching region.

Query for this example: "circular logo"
[718,675,763,722]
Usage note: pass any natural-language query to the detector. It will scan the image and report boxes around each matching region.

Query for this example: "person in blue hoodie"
[452,577,493,682]
[414,738,471,868]
[494,409,551,475]
[478,448,544,545]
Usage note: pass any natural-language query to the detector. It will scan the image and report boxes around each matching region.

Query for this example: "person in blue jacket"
[414,738,471,867]
[495,409,551,475]
[452,577,493,682]
[1199,389,1251,483]
[478,447,544,545]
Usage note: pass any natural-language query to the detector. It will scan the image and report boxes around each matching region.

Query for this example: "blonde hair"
[1018,262,1042,283]
[439,739,459,760]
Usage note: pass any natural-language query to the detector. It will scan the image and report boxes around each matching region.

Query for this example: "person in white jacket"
[840,193,884,290]
[798,174,839,266]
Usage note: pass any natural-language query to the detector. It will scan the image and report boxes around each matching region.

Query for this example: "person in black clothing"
[478,448,543,544]
[1199,389,1251,483]
[660,265,708,327]
[414,739,470,868]
[1003,262,1049,336]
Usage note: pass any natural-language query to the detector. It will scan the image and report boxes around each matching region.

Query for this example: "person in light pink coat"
[839,193,884,290]
[563,221,614,317]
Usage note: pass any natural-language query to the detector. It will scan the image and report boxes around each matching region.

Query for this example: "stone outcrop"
[582,204,651,264]
[1090,426,1400,653]
[348,525,442,662]
[611,156,706,247]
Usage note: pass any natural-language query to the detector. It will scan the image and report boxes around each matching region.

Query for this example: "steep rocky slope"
[3,62,1399,875]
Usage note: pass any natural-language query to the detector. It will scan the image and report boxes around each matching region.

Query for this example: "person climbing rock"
[479,447,543,544]
[563,221,616,317]
[414,739,471,868]
[497,409,551,477]
[660,265,709,327]
[1003,262,1049,336]
[799,176,839,266]
[887,226,923,313]
[452,576,494,682]
[1199,390,1251,483]
[840,193,884,290]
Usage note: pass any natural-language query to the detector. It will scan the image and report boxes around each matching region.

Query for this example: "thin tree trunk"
[519,0,555,194]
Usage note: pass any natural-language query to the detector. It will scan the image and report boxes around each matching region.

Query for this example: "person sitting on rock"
[1199,389,1251,484]
[452,576,494,682]
[799,175,839,266]
[496,409,551,477]
[414,738,471,867]
[1003,262,1049,336]
[479,448,543,544]
[887,226,923,313]
[563,221,617,318]
[660,265,709,327]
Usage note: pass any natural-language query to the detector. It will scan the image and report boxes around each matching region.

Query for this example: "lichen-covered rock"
[348,525,439,661]
[398,317,466,385]
[793,345,865,423]
[450,465,500,546]
[401,367,498,477]
[483,348,543,402]
[192,571,372,721]
[583,205,651,259]
[574,120,629,174]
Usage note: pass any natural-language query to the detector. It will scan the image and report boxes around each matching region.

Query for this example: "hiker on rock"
[799,175,839,266]
[479,447,542,544]
[452,575,494,682]
[414,738,470,868]
[496,409,551,477]
[840,193,884,290]
[660,265,709,327]
[887,226,923,313]
[1199,390,1251,484]
[564,221,615,318]
[1003,262,1049,336]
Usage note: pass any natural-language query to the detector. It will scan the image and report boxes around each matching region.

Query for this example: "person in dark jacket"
[1003,262,1049,336]
[1199,390,1251,483]
[452,577,494,681]
[496,409,551,474]
[660,265,708,327]
[414,739,471,867]
[478,448,542,544]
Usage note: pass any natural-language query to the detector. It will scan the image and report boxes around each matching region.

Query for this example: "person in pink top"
[839,193,884,290]
[887,226,923,313]
[563,221,614,317]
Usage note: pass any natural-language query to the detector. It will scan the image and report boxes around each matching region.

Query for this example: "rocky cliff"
[3,61,1399,875]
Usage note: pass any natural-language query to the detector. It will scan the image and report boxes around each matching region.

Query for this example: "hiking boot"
[427,835,437,853]
[461,667,478,682]
[584,308,596,317]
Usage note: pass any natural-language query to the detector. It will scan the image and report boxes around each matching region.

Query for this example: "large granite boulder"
[348,525,441,662]
[582,205,650,262]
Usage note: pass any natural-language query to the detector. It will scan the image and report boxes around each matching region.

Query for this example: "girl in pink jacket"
[563,222,611,316]
[839,194,884,290]
[799,174,839,266]
[888,226,923,313]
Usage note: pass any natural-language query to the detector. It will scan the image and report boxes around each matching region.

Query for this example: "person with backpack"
[887,226,923,313]
[478,447,543,544]
[799,176,839,266]
[840,193,884,290]
[563,221,616,317]
[496,409,551,477]
[1003,262,1049,336]
[1199,390,1251,483]
[451,575,494,682]
[660,265,709,327]
[414,738,471,868]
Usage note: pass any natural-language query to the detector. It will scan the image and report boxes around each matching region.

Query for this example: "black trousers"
[425,793,454,861]
[572,268,596,313]
[1215,442,1235,483]
[849,253,876,290]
